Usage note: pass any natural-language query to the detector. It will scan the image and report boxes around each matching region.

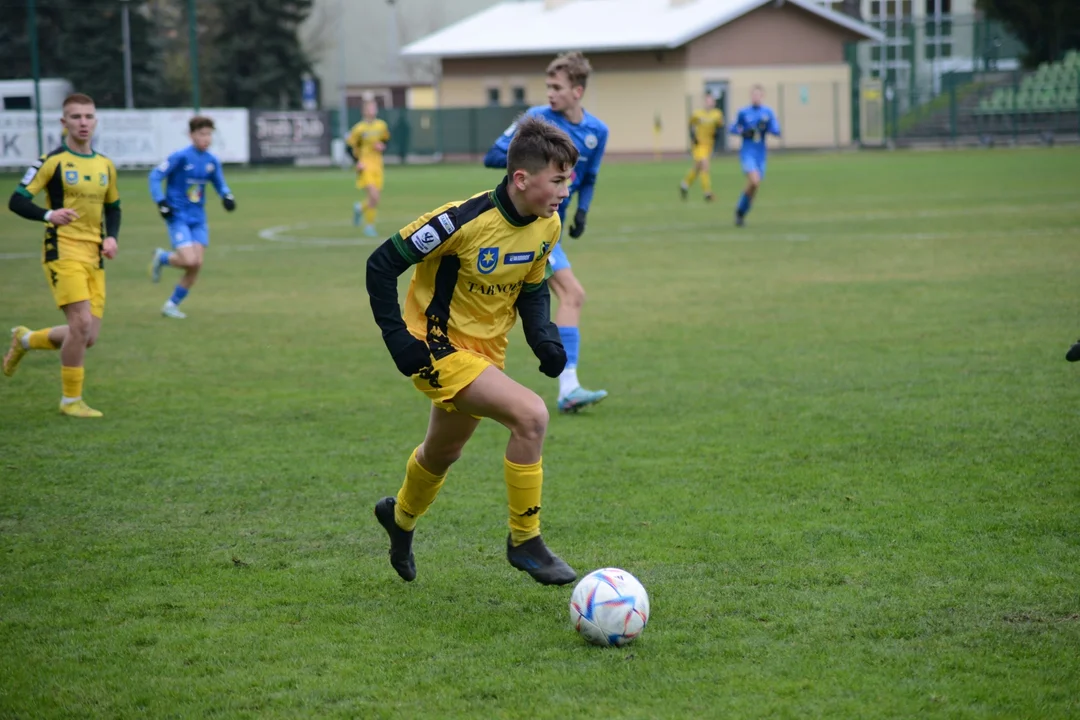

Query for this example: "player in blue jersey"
[147,116,236,319]
[483,51,608,414]
[730,85,781,227]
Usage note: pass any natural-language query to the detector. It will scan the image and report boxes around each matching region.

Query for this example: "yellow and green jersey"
[16,143,120,265]
[391,178,560,368]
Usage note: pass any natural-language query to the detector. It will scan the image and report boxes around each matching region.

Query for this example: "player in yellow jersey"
[4,93,121,418]
[680,91,724,202]
[366,116,576,586]
[346,95,390,237]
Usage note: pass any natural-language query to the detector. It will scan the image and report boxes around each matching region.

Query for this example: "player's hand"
[355,160,365,172]
[222,194,236,212]
[101,236,118,259]
[374,142,386,152]
[391,337,434,377]
[568,208,587,239]
[157,201,173,221]
[46,208,79,226]
[534,340,567,378]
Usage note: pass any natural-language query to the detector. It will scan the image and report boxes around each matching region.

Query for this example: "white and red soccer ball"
[569,568,650,647]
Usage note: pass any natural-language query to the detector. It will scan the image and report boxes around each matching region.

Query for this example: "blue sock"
[169,285,189,306]
[737,192,752,216]
[558,326,580,369]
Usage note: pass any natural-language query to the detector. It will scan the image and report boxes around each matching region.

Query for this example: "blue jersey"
[730,105,781,159]
[483,105,608,220]
[148,145,231,224]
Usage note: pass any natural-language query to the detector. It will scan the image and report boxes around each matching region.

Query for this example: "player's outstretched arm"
[366,239,432,377]
[515,281,566,378]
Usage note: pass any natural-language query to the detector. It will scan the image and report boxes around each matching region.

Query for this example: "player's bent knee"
[511,394,549,442]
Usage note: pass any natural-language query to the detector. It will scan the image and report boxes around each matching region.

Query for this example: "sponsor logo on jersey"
[504,251,535,265]
[410,224,442,255]
[436,213,455,235]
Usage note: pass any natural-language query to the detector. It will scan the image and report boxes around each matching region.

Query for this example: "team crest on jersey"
[477,247,499,275]
[206,163,215,173]
[584,133,599,150]
[64,170,79,185]
[541,240,552,257]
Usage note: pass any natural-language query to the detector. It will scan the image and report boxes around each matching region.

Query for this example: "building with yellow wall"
[402,0,883,152]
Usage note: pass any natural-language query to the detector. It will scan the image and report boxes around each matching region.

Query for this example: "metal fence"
[848,14,1080,144]
[329,105,528,161]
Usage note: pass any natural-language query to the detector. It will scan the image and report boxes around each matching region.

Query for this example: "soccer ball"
[569,568,650,647]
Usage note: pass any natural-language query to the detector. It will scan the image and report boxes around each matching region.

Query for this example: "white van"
[0,78,74,111]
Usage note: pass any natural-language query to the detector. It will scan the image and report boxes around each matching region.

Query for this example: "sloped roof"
[401,0,884,58]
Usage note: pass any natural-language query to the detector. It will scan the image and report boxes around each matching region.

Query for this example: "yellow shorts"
[412,350,493,414]
[691,144,714,162]
[357,164,384,191]
[43,259,105,318]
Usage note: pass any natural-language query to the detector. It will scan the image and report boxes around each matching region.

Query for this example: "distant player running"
[148,116,236,319]
[4,93,121,418]
[730,85,781,227]
[366,116,576,586]
[680,91,723,202]
[483,51,608,414]
[347,96,390,237]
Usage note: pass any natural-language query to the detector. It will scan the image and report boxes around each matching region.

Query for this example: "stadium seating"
[976,49,1080,115]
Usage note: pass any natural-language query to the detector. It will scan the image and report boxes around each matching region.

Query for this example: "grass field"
[2,148,1079,719]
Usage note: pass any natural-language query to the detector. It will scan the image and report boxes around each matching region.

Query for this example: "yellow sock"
[505,457,543,546]
[28,328,58,350]
[363,205,378,226]
[701,171,713,194]
[682,167,698,186]
[394,447,446,531]
[61,365,84,400]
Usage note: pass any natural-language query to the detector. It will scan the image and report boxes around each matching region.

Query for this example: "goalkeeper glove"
[157,201,173,221]
[223,194,236,212]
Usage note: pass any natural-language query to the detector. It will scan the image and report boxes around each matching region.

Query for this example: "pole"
[337,0,349,144]
[187,0,200,111]
[121,0,134,108]
[28,0,43,156]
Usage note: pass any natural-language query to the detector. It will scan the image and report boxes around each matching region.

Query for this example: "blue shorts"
[548,241,571,274]
[741,155,767,178]
[167,220,209,249]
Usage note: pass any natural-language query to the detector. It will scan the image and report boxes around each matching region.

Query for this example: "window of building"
[512,86,526,105]
[926,45,936,60]
[487,87,500,106]
[941,19,952,37]
[901,0,912,17]
[887,45,897,61]
[941,43,952,58]
[870,0,881,16]
[886,0,896,16]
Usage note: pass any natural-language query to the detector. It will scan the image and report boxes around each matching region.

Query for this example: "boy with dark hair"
[148,115,236,319]
[366,116,578,586]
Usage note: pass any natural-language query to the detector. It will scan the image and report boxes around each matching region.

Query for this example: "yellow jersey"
[391,178,560,368]
[347,119,390,167]
[17,143,120,265]
[690,108,725,148]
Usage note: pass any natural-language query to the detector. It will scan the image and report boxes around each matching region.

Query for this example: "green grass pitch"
[1,148,1078,718]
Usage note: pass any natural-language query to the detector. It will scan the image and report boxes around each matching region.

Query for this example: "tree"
[204,0,314,109]
[0,0,166,107]
[976,0,1080,67]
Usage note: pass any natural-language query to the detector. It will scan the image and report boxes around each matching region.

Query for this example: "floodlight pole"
[187,0,201,111]
[121,0,134,108]
[28,0,44,156]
